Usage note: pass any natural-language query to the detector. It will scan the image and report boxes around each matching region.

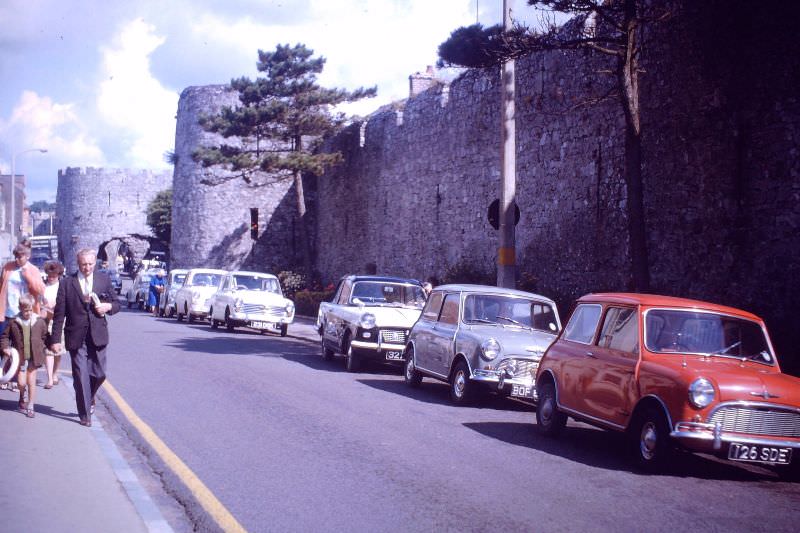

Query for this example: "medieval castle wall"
[170,85,300,271]
[55,167,172,272]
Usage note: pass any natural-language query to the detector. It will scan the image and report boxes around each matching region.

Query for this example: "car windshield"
[233,275,281,294]
[171,273,186,285]
[645,309,774,364]
[463,294,558,331]
[190,273,223,287]
[350,282,426,308]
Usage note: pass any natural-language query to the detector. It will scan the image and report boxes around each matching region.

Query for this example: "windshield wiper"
[709,341,742,356]
[496,315,530,328]
[469,318,496,325]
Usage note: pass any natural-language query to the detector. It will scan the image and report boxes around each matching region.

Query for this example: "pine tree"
[195,43,376,275]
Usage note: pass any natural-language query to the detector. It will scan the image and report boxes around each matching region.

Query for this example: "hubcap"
[406,357,414,379]
[540,397,554,424]
[640,421,658,460]
[454,371,465,397]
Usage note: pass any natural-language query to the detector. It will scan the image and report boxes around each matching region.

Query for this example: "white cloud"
[96,18,179,168]
[0,90,104,172]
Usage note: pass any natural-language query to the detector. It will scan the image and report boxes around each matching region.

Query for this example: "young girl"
[1,294,48,418]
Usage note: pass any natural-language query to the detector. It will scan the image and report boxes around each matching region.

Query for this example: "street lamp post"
[9,148,47,255]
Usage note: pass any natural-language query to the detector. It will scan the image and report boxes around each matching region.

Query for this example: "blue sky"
[0,0,552,202]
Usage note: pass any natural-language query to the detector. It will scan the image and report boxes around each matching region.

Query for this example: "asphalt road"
[103,303,800,532]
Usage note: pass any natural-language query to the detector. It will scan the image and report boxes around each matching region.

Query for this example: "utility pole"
[497,0,517,288]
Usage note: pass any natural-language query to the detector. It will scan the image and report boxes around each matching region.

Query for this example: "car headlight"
[234,298,243,312]
[688,377,715,408]
[285,301,295,315]
[359,312,376,329]
[480,338,501,361]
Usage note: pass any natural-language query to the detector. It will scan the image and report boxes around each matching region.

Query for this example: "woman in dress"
[148,269,166,316]
[42,260,66,388]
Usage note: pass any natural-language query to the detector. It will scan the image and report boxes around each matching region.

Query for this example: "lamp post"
[9,148,47,255]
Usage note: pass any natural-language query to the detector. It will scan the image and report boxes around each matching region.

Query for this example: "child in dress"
[1,295,48,418]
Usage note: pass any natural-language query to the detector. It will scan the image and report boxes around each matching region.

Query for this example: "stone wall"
[170,85,301,271]
[55,167,172,272]
[315,1,800,372]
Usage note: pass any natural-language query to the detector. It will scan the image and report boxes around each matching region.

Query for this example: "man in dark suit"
[50,248,120,427]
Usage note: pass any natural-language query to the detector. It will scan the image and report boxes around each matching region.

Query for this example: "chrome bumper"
[671,421,800,451]
[350,340,406,353]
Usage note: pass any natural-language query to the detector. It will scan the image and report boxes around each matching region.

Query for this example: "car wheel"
[449,360,474,405]
[280,324,288,337]
[631,406,672,471]
[536,381,567,437]
[127,299,133,309]
[345,339,360,373]
[167,306,174,318]
[321,333,334,361]
[176,302,184,322]
[209,308,218,329]
[137,297,143,310]
[404,346,422,388]
[225,308,234,331]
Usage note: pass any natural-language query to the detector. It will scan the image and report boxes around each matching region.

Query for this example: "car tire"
[209,308,218,329]
[404,346,422,388]
[535,381,567,437]
[127,300,133,309]
[176,303,184,322]
[188,313,195,324]
[449,360,474,405]
[321,335,334,361]
[225,308,234,331]
[630,406,672,471]
[280,324,288,337]
[345,339,360,373]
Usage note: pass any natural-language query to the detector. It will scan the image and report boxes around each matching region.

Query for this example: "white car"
[208,271,294,336]
[174,268,227,323]
[159,268,189,317]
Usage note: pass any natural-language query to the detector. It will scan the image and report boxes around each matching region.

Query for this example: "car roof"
[576,292,762,321]
[186,268,228,275]
[229,270,278,279]
[344,275,422,285]
[432,284,557,305]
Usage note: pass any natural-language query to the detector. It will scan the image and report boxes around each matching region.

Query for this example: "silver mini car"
[404,284,561,405]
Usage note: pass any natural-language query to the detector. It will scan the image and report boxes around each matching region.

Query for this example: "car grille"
[243,303,286,317]
[496,358,539,377]
[709,405,800,437]
[380,330,407,344]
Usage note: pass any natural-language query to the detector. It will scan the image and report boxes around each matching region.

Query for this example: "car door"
[553,303,603,413]
[429,292,461,377]
[413,291,444,373]
[582,306,640,427]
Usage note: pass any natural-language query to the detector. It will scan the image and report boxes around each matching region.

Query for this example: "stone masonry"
[56,167,172,273]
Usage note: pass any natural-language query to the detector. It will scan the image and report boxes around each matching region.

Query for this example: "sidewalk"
[0,373,170,532]
[0,317,320,533]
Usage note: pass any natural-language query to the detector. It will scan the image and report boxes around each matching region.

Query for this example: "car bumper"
[228,310,294,327]
[671,421,800,454]
[472,369,538,400]
[349,340,406,362]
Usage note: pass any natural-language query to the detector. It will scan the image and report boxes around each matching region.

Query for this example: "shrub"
[278,270,307,299]
[293,289,335,317]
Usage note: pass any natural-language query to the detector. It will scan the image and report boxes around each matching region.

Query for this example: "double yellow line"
[104,380,247,533]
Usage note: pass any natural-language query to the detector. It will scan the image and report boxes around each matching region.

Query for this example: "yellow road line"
[103,380,247,533]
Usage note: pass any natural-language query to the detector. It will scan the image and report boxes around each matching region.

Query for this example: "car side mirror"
[549,323,557,332]
[352,298,364,307]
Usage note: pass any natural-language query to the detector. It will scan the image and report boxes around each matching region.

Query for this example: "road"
[102,304,800,532]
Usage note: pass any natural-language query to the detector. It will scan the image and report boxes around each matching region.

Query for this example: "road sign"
[487,199,520,230]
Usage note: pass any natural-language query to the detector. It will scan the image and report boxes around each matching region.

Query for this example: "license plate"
[511,384,534,398]
[250,321,269,329]
[385,351,403,361]
[728,442,792,465]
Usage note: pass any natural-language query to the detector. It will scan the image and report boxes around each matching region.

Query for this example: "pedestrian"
[148,269,166,316]
[0,294,48,418]
[0,242,46,391]
[41,260,66,389]
[49,248,120,427]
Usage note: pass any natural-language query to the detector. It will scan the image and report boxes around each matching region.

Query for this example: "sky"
[0,0,554,203]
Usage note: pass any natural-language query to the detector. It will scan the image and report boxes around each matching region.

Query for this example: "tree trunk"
[619,0,650,291]
[292,136,314,276]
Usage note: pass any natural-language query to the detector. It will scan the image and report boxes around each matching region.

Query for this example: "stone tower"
[170,85,300,271]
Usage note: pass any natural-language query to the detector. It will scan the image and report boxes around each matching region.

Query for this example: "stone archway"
[96,234,159,275]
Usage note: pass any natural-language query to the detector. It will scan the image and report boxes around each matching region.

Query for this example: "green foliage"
[28,200,56,213]
[193,43,377,184]
[441,260,496,286]
[293,289,335,317]
[277,270,307,299]
[437,24,507,68]
[146,189,172,244]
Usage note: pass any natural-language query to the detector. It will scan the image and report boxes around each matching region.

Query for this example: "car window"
[350,282,426,308]
[336,281,352,305]
[563,304,602,344]
[438,293,460,326]
[599,307,639,354]
[532,303,559,332]
[422,291,444,320]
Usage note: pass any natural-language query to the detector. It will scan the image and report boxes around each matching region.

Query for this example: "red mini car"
[535,293,800,477]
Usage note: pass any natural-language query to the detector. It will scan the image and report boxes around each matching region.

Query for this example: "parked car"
[125,268,159,309]
[535,292,800,477]
[99,268,122,294]
[159,268,189,317]
[208,271,294,336]
[317,275,427,372]
[403,284,561,405]
[174,268,227,323]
